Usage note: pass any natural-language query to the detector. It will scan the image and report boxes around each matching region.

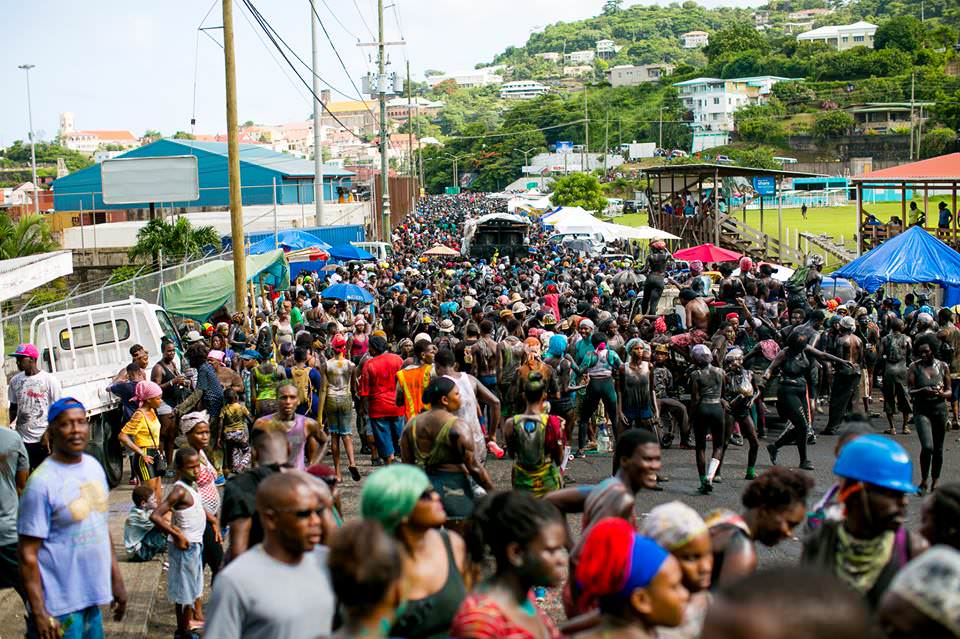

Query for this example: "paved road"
[2,408,955,637]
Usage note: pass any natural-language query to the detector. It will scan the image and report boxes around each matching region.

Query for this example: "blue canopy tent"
[833,226,960,303]
[328,243,375,261]
[248,229,331,255]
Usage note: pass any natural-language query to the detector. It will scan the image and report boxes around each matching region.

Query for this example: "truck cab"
[30,298,182,486]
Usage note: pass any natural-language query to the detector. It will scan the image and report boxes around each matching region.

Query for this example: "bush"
[813,110,854,140]
[549,173,608,212]
[737,117,787,145]
[921,128,957,159]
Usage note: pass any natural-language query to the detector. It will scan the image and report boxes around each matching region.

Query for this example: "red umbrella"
[672,243,742,263]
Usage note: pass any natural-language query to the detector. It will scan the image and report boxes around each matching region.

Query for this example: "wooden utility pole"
[909,72,916,160]
[583,86,589,172]
[310,0,325,226]
[603,111,609,175]
[406,61,415,179]
[222,0,246,313]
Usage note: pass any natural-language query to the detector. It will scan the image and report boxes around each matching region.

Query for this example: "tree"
[729,147,780,170]
[771,81,816,113]
[812,110,854,140]
[143,129,162,140]
[550,173,608,212]
[874,16,924,52]
[921,128,957,158]
[1,141,93,172]
[703,24,770,61]
[172,131,195,140]
[603,0,623,16]
[128,217,219,264]
[0,214,58,260]
[242,120,255,127]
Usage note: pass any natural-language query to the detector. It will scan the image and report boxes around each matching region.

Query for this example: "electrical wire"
[236,0,310,106]
[317,0,360,42]
[353,0,376,40]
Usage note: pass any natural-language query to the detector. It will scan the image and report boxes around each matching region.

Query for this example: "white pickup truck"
[29,298,183,487]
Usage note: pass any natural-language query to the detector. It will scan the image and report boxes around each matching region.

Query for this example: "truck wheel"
[87,414,123,489]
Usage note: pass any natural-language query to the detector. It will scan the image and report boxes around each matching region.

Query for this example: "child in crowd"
[124,485,167,562]
[220,389,252,475]
[151,448,209,639]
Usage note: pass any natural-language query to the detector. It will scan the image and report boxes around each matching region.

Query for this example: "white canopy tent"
[545,207,678,242]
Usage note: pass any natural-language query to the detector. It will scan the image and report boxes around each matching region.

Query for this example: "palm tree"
[0,213,58,260]
[128,218,220,265]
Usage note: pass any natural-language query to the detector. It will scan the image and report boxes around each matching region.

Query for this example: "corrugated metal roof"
[166,139,353,177]
[852,153,960,182]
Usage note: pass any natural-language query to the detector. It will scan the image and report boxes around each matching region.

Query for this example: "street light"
[18,64,39,216]
[442,152,470,189]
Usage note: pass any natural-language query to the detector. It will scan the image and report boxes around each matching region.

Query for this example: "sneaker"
[698,481,713,495]
[712,475,723,484]
[799,460,815,471]
[767,443,779,465]
[744,469,757,480]
[214,475,225,486]
[807,434,817,446]
[728,434,744,447]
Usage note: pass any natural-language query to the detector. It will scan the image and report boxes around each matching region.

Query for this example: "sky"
[0,0,762,146]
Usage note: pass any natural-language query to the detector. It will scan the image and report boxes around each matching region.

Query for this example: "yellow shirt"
[121,408,161,449]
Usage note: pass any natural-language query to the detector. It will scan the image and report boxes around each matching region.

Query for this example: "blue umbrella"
[329,243,375,261]
[321,283,374,303]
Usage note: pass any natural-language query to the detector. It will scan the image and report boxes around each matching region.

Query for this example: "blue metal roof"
[169,139,353,177]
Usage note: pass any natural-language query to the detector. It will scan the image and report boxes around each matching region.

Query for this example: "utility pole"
[377,0,390,241]
[17,64,39,216]
[659,106,664,149]
[222,0,247,313]
[583,86,589,173]
[406,61,415,180]
[909,72,916,160]
[310,0,325,226]
[603,111,609,176]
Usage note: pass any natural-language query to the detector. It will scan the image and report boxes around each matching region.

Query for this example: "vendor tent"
[329,243,375,261]
[424,244,460,257]
[833,225,960,292]
[546,207,679,242]
[248,229,331,255]
[161,250,290,320]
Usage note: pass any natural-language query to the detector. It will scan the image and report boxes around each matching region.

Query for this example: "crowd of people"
[5,192,960,639]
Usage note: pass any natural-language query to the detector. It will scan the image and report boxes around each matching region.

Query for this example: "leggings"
[579,377,618,450]
[774,384,811,464]
[729,411,759,469]
[657,397,689,446]
[914,399,948,482]
[693,402,727,478]
[642,274,665,315]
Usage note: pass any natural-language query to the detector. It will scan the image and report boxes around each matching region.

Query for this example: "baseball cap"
[185,330,205,343]
[10,343,39,359]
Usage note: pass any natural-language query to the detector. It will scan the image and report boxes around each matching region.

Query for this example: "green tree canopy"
[550,173,608,212]
[0,214,58,260]
[128,217,219,264]
[874,16,924,51]
[812,110,855,140]
[704,24,771,61]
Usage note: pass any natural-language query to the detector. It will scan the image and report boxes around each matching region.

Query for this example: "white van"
[351,241,393,261]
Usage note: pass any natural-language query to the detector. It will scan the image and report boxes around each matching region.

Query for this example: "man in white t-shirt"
[7,343,62,471]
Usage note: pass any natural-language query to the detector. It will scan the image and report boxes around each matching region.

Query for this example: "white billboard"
[101,155,200,204]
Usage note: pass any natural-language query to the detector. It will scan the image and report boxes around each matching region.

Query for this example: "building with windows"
[58,113,139,155]
[788,8,833,20]
[847,102,934,133]
[385,96,444,121]
[796,21,877,50]
[681,31,710,49]
[595,39,622,58]
[536,52,562,63]
[607,64,675,87]
[564,65,594,77]
[499,80,549,100]
[425,71,503,88]
[673,76,792,132]
[564,50,596,64]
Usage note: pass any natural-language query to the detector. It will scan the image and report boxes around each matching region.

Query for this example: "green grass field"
[617,196,957,250]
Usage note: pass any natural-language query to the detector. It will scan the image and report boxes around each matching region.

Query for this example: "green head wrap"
[361,464,431,532]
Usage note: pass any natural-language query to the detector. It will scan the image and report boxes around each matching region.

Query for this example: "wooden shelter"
[851,153,960,255]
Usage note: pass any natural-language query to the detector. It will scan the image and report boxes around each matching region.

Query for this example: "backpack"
[290,366,312,405]
[513,414,548,468]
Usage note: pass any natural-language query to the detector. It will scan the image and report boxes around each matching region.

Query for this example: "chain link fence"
[3,251,231,347]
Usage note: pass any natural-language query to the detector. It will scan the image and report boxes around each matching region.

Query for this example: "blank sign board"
[101,155,200,204]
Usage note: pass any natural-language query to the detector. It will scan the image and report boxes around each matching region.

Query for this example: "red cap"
[725,312,739,321]
[10,343,39,359]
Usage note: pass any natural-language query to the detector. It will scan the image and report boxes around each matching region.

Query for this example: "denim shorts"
[27,606,102,639]
[370,416,405,458]
[167,541,204,605]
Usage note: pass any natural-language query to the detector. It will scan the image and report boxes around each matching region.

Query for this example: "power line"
[317,0,360,41]
[235,0,310,106]
[443,119,588,141]
[308,0,379,122]
[352,0,376,40]
[239,0,371,144]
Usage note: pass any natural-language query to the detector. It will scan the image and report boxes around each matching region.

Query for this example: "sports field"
[617,196,957,250]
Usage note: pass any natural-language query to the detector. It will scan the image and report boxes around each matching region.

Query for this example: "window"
[59,319,130,350]
[853,35,864,42]
[156,310,182,350]
[714,97,720,105]
[842,36,849,42]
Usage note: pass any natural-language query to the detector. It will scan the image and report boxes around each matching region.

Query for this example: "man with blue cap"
[18,398,127,639]
[802,434,929,608]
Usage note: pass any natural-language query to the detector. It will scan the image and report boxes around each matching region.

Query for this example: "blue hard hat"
[833,434,917,493]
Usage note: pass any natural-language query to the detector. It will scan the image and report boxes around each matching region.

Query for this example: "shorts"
[167,541,204,605]
[0,543,23,593]
[952,379,960,403]
[156,401,174,416]
[882,376,912,416]
[324,397,353,436]
[370,416,405,458]
[27,606,102,639]
[136,448,164,482]
[428,470,475,521]
[478,375,498,394]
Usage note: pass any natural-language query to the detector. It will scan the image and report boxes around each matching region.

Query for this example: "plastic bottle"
[597,426,611,453]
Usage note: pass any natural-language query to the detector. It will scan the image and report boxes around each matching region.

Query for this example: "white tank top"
[445,373,485,466]
[171,480,206,544]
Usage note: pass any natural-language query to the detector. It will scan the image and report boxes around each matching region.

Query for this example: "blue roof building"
[52,138,353,212]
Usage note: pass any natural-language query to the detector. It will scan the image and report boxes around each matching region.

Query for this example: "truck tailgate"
[55,364,122,417]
